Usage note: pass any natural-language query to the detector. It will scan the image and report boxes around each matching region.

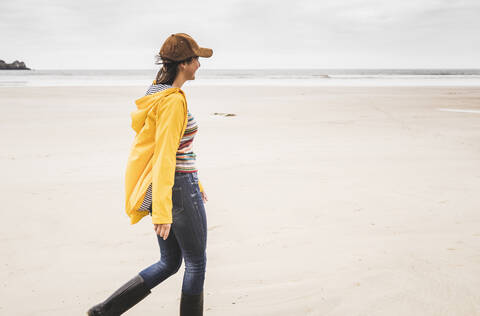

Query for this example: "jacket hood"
[130,85,183,134]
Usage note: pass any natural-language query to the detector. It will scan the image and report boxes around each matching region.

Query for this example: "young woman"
[87,33,212,316]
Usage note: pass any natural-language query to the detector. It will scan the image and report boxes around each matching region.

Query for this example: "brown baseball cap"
[159,33,213,62]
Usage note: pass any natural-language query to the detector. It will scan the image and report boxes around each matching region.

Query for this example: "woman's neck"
[172,73,187,89]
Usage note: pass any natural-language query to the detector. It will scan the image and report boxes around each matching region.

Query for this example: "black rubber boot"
[180,290,204,316]
[87,274,151,316]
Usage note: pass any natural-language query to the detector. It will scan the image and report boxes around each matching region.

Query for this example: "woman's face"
[181,56,200,80]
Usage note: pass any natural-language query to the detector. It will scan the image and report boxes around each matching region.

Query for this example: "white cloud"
[1,0,479,68]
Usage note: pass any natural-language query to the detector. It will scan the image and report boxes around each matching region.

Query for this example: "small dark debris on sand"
[213,112,236,117]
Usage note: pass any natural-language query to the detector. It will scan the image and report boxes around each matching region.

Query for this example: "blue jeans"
[138,171,207,295]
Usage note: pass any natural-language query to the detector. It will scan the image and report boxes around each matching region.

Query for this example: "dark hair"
[154,54,198,85]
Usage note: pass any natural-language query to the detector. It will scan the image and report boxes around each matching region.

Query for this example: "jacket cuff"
[198,179,204,193]
[151,213,172,224]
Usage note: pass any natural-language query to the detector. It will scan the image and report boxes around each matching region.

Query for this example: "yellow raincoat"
[124,87,204,225]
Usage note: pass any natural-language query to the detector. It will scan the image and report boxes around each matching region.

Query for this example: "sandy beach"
[1,84,479,315]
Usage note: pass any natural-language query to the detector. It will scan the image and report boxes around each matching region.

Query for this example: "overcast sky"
[1,0,479,69]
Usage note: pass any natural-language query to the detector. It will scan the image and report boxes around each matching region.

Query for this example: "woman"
[87,33,212,316]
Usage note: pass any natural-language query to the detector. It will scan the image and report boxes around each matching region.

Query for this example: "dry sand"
[1,85,479,315]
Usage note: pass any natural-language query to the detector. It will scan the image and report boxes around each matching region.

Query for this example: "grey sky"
[1,0,479,69]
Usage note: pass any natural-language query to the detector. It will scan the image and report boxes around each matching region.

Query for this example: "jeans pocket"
[172,186,184,214]
[191,172,199,184]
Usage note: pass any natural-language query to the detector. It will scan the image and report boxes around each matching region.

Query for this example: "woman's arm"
[151,94,187,225]
[198,179,207,203]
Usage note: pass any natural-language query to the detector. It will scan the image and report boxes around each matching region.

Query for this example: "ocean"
[1,69,480,87]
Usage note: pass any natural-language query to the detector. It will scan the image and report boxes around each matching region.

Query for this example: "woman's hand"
[201,190,208,203]
[154,223,171,240]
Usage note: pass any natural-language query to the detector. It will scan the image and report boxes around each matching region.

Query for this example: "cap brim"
[196,47,213,58]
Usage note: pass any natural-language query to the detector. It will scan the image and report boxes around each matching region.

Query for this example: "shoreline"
[2,82,480,88]
[2,83,480,88]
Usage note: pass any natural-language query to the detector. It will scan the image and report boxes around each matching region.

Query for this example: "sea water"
[1,69,480,87]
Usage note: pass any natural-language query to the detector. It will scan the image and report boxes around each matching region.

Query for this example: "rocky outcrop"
[0,60,30,70]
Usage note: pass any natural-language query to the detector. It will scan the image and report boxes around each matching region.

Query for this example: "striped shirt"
[175,111,198,173]
[138,83,199,212]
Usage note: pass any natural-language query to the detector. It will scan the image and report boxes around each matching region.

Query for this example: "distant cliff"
[0,60,30,70]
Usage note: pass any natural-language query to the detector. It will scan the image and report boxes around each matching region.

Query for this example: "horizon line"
[10,67,480,71]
